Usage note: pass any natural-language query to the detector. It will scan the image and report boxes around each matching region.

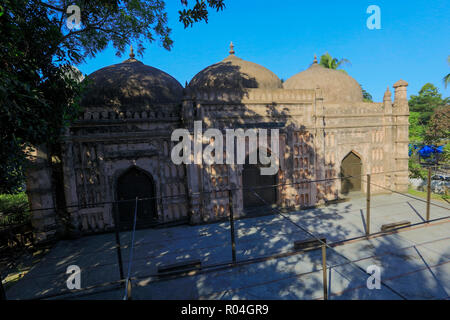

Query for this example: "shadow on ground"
[4,193,450,300]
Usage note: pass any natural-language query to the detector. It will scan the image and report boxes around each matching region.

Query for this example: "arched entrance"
[117,167,157,229]
[340,152,362,194]
[242,152,277,210]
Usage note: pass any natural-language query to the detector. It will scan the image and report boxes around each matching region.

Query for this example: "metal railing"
[3,168,449,300]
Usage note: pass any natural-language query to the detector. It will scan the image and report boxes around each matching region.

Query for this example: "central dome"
[188,43,282,91]
[284,58,363,103]
[81,48,183,109]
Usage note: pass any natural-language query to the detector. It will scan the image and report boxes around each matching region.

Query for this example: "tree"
[319,52,351,72]
[360,85,373,102]
[179,0,225,28]
[0,0,226,193]
[425,105,450,144]
[1,1,85,193]
[409,83,448,126]
[409,112,427,143]
[41,0,225,62]
[408,157,427,179]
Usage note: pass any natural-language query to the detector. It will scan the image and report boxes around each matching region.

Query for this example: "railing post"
[126,278,132,300]
[322,244,328,300]
[228,189,237,264]
[113,202,125,280]
[366,174,371,236]
[123,197,138,300]
[0,274,6,300]
[426,167,431,221]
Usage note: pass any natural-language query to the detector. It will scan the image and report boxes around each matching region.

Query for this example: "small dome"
[81,49,183,109]
[284,59,363,103]
[188,42,282,91]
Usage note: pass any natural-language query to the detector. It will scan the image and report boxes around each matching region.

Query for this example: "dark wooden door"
[242,163,277,209]
[117,167,157,229]
[340,152,362,194]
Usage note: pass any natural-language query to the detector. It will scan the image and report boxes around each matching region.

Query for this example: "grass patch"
[0,192,30,226]
[408,187,449,203]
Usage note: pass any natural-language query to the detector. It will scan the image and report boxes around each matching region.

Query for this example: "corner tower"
[392,80,410,192]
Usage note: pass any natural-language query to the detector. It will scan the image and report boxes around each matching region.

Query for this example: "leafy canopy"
[408,83,449,176]
[1,0,85,193]
[179,0,225,28]
[41,0,225,63]
[361,86,373,102]
[0,0,225,194]
[425,105,450,143]
[409,83,448,126]
[409,112,426,143]
[319,52,351,72]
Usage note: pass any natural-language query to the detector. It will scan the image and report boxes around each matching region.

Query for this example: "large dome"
[283,58,363,103]
[81,49,183,108]
[188,43,282,91]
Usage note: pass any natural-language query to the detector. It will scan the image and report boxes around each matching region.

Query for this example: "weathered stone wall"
[26,79,410,236]
[25,145,57,242]
[182,88,318,221]
[392,81,410,192]
[60,103,189,234]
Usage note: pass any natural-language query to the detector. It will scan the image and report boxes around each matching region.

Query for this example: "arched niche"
[340,151,362,194]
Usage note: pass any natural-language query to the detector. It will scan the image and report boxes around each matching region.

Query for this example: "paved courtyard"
[5,193,450,300]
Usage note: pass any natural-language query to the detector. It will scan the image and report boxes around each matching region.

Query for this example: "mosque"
[26,44,410,241]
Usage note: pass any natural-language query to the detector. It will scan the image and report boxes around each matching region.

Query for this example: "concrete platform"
[4,193,450,300]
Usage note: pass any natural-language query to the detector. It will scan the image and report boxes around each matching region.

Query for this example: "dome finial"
[129,45,135,59]
[229,41,235,55]
[313,54,318,64]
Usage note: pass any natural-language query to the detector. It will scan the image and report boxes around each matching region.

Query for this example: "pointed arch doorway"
[117,167,157,229]
[340,152,362,195]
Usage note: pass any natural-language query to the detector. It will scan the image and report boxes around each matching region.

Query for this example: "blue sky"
[78,0,450,101]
